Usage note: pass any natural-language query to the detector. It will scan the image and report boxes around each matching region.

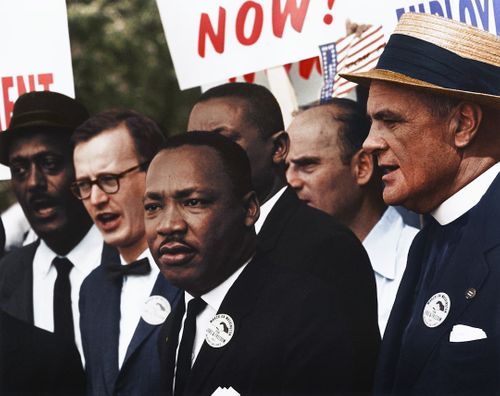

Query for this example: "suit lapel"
[1,241,39,323]
[122,274,181,367]
[96,246,122,395]
[186,256,269,393]
[257,187,299,253]
[393,175,500,389]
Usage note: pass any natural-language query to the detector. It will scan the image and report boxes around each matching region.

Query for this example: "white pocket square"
[212,386,240,396]
[449,324,487,342]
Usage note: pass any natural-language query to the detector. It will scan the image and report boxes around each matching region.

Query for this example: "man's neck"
[43,223,92,256]
[119,238,149,264]
[347,197,387,242]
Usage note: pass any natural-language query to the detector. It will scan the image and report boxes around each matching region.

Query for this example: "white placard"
[157,0,346,90]
[0,0,75,179]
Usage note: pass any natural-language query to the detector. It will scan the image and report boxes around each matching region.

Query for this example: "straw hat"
[0,91,89,165]
[340,13,500,109]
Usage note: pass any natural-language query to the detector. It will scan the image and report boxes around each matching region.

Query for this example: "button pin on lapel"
[423,292,451,328]
[465,288,477,300]
[142,295,171,325]
[206,314,235,348]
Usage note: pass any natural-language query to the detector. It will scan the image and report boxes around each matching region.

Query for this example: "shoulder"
[0,241,39,276]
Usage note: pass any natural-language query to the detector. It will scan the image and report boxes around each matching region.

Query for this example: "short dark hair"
[197,82,284,139]
[319,98,371,165]
[162,132,253,198]
[72,109,166,164]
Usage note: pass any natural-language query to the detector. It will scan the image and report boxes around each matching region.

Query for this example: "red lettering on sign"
[1,73,55,128]
[272,0,310,38]
[2,77,14,128]
[298,56,321,79]
[236,1,264,46]
[198,7,226,57]
[38,73,54,91]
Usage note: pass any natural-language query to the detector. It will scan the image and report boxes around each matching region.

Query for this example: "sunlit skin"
[286,106,362,223]
[363,82,462,213]
[187,98,280,203]
[144,146,259,296]
[73,126,148,262]
[9,132,92,255]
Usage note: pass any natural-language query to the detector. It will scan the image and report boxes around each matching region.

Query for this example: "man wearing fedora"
[342,13,500,395]
[0,91,103,395]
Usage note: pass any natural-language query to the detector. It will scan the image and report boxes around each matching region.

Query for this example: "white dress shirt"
[175,259,251,375]
[362,207,419,336]
[118,248,160,369]
[431,162,500,225]
[254,186,287,234]
[32,225,103,362]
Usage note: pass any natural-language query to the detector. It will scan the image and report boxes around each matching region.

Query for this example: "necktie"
[53,257,74,343]
[106,257,151,280]
[175,298,207,396]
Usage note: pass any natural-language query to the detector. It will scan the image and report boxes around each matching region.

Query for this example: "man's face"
[364,82,460,213]
[73,126,147,252]
[144,146,255,296]
[187,98,275,200]
[9,132,86,239]
[286,108,361,220]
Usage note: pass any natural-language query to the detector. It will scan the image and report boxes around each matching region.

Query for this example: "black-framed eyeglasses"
[70,161,149,200]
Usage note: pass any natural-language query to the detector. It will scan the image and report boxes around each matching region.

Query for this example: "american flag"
[331,25,386,98]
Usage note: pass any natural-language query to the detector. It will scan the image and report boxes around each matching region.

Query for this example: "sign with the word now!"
[157,0,346,90]
[0,0,74,179]
[0,0,75,132]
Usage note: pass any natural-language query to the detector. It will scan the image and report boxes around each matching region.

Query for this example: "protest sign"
[157,0,346,90]
[0,0,74,179]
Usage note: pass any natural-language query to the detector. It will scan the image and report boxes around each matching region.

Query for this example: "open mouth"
[30,197,58,219]
[96,212,120,231]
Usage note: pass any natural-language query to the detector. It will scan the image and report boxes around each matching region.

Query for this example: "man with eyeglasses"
[0,91,101,395]
[72,109,181,396]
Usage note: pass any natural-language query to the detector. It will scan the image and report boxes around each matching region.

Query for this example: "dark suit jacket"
[160,253,376,395]
[80,245,181,396]
[258,187,380,384]
[375,174,500,395]
[0,240,85,395]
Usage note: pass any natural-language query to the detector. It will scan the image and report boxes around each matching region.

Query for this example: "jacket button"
[465,288,476,300]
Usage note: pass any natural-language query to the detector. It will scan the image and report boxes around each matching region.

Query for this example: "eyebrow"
[369,109,404,121]
[143,187,217,202]
[290,156,320,165]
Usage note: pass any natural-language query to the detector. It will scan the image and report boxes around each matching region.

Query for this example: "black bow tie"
[107,257,151,280]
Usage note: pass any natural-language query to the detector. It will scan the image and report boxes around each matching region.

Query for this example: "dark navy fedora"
[0,91,89,165]
[341,13,500,109]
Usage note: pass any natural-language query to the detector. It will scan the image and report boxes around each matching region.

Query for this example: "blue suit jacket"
[375,174,500,395]
[80,245,181,396]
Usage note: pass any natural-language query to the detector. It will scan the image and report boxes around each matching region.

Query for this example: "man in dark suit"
[145,132,376,395]
[342,12,500,394]
[187,82,379,378]
[0,91,99,395]
[72,109,181,395]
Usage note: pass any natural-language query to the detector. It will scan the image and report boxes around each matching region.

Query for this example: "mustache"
[158,236,195,254]
[28,193,57,209]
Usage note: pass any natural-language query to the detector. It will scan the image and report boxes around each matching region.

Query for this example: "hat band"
[377,34,500,96]
[9,110,73,130]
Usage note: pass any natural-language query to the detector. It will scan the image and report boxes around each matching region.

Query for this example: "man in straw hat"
[342,12,500,395]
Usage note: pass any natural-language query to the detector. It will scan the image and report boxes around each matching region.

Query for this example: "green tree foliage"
[67,0,199,135]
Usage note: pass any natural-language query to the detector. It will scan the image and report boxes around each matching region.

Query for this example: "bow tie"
[107,257,151,280]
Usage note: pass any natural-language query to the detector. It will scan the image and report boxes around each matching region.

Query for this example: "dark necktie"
[106,257,151,280]
[175,298,207,396]
[53,257,74,343]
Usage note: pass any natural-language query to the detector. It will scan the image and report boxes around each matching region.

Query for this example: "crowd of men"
[0,11,498,396]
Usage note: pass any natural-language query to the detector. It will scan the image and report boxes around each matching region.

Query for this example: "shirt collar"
[254,186,287,234]
[37,225,103,276]
[431,162,500,225]
[362,207,402,280]
[185,256,252,312]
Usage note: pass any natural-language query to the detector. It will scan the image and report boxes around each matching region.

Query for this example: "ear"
[351,149,374,186]
[451,102,483,149]
[242,191,260,227]
[271,131,289,165]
